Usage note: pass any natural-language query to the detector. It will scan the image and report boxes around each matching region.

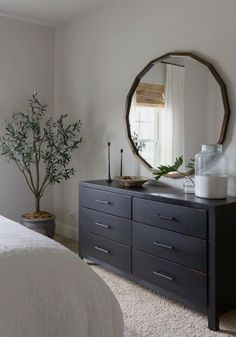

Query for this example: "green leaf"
[153,156,183,181]
[186,158,195,169]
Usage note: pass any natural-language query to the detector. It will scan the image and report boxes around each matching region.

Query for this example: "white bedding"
[0,215,123,337]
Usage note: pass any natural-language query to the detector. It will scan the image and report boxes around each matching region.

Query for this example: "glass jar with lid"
[195,144,228,199]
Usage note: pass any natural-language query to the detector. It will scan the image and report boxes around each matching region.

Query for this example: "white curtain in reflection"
[129,92,136,129]
[160,64,185,165]
[129,92,141,175]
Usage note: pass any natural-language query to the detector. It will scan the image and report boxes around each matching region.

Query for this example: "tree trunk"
[35,196,40,213]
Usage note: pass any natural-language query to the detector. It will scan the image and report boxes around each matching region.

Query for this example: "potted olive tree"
[0,93,82,238]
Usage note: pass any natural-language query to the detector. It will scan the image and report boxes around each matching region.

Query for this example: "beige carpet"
[92,265,236,337]
[54,235,236,337]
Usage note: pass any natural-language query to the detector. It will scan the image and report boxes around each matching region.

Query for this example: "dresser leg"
[86,262,98,266]
[208,314,219,331]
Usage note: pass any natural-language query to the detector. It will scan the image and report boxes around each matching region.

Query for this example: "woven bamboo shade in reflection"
[136,82,165,107]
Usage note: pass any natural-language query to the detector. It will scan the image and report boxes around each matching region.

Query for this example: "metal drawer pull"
[153,271,174,281]
[154,213,178,222]
[153,241,174,250]
[94,246,109,254]
[95,222,110,229]
[95,199,111,205]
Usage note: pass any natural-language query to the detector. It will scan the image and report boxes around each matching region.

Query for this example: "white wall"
[0,17,54,221]
[54,0,236,239]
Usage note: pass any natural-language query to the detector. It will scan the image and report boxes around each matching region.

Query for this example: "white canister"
[195,144,228,199]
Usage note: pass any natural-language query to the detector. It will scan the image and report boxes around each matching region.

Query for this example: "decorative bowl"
[114,176,149,187]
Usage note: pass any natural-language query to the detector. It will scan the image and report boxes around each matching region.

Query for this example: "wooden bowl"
[114,176,149,187]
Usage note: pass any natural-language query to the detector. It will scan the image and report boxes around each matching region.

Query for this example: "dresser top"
[80,180,236,209]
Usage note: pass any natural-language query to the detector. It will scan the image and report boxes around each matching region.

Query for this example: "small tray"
[114,176,149,187]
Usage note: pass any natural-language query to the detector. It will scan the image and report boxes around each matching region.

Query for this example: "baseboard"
[55,221,78,241]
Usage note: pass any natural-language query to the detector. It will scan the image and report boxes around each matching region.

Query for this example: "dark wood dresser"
[79,180,236,331]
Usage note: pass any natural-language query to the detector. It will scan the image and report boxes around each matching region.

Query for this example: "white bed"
[0,215,123,337]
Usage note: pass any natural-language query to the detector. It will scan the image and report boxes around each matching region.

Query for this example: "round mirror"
[125,52,230,175]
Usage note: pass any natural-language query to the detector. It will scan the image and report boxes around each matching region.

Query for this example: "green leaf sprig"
[186,158,195,169]
[153,156,195,182]
[153,156,183,180]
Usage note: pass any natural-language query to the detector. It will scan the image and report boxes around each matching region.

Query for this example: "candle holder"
[107,142,112,183]
[120,149,123,176]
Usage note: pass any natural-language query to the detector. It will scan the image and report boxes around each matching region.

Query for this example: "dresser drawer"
[133,222,206,272]
[80,208,131,245]
[80,187,131,219]
[80,232,131,272]
[133,250,207,307]
[133,198,207,239]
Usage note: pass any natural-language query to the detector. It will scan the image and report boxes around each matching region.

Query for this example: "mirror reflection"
[128,55,225,170]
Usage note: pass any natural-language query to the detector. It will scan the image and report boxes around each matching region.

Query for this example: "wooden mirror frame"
[125,51,230,176]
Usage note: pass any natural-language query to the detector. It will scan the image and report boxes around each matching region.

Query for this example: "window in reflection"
[130,104,164,167]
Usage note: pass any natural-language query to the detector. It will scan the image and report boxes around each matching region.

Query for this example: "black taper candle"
[107,142,112,183]
[120,149,123,176]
